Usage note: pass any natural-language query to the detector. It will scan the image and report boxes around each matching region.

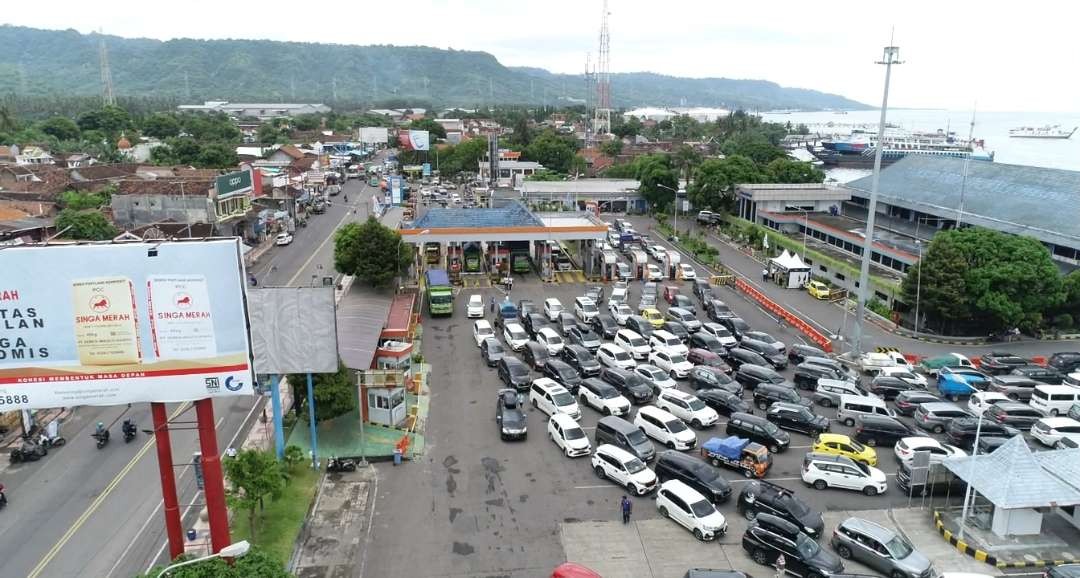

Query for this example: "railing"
[734,278,834,353]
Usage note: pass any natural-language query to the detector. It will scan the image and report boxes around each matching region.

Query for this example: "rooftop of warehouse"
[406,201,544,230]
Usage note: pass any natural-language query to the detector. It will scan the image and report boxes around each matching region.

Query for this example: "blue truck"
[936,366,991,400]
[700,436,771,479]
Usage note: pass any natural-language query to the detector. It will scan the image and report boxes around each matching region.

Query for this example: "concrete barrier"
[734,277,833,353]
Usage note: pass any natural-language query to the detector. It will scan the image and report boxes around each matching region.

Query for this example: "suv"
[542,359,582,393]
[867,375,919,400]
[547,413,590,457]
[481,338,505,367]
[590,313,619,339]
[688,348,731,372]
[656,479,729,542]
[573,297,599,323]
[667,307,701,332]
[529,378,581,420]
[754,385,811,411]
[986,402,1043,429]
[831,517,933,578]
[522,341,550,370]
[727,348,770,371]
[576,377,631,416]
[655,388,719,429]
[692,279,713,303]
[743,331,786,355]
[794,363,843,390]
[735,364,787,391]
[655,451,733,505]
[495,389,528,441]
[649,330,688,356]
[801,452,888,496]
[706,299,736,321]
[561,344,601,377]
[634,405,697,450]
[718,316,751,341]
[597,343,636,371]
[727,412,790,453]
[497,356,531,390]
[988,374,1040,401]
[591,444,658,495]
[625,315,655,338]
[944,416,1019,450]
[595,416,656,462]
[852,414,914,447]
[894,390,943,416]
[1010,365,1063,385]
[689,366,740,394]
[1048,351,1080,374]
[740,339,788,370]
[634,364,677,393]
[600,367,654,404]
[812,379,870,408]
[566,325,602,352]
[766,402,828,435]
[690,333,728,356]
[700,323,739,348]
[737,482,825,537]
[789,344,827,365]
[913,402,971,434]
[979,352,1031,375]
[742,514,841,578]
[662,320,691,343]
[698,389,751,416]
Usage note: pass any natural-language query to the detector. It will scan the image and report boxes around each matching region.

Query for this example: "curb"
[933,510,1079,569]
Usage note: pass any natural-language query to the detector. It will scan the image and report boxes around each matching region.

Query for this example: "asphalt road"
[362,218,1069,578]
[0,171,382,578]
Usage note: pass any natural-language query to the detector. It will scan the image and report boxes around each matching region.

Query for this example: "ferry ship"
[814,129,994,167]
[1008,125,1077,139]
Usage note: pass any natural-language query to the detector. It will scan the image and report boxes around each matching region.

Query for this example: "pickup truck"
[857,351,913,376]
[697,210,723,226]
[700,436,771,479]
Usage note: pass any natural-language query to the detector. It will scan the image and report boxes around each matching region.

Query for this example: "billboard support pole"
[306,372,319,469]
[270,374,285,459]
[151,402,185,560]
[195,398,231,553]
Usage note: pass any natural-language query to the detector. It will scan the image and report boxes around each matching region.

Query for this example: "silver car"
[831,517,933,578]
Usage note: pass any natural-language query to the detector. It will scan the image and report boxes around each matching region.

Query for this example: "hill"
[0,25,868,111]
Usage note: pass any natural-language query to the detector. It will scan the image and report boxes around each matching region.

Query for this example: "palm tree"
[672,144,702,185]
[0,105,18,134]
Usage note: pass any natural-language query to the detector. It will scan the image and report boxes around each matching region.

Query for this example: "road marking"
[573,484,615,490]
[287,185,371,287]
[27,403,189,578]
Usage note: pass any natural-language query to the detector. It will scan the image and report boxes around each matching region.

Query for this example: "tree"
[222,449,287,542]
[637,155,678,211]
[58,189,110,211]
[141,113,181,139]
[765,158,825,184]
[56,208,118,240]
[288,361,357,422]
[292,113,321,131]
[409,118,447,140]
[197,143,239,168]
[39,116,81,141]
[599,139,623,158]
[687,156,763,213]
[257,123,289,144]
[720,133,787,165]
[569,154,587,178]
[523,130,577,174]
[76,105,131,139]
[139,545,290,578]
[672,144,703,183]
[612,116,642,139]
[334,217,413,287]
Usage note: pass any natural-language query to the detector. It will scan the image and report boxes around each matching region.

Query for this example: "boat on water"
[1008,125,1077,139]
[813,129,994,167]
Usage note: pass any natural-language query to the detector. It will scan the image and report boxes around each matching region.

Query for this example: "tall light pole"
[852,41,903,358]
[657,183,683,239]
[913,240,922,338]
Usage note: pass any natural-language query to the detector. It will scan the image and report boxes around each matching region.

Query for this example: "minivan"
[656,479,729,541]
[522,341,550,370]
[574,296,599,322]
[836,394,894,427]
[739,339,788,370]
[654,451,733,505]
[595,415,656,461]
[988,375,1040,401]
[726,412,790,453]
[1029,385,1080,416]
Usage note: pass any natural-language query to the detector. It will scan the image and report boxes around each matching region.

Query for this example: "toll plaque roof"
[408,201,543,230]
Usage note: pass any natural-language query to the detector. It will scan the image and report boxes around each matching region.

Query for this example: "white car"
[275,232,293,246]
[543,298,565,322]
[609,286,629,305]
[597,343,636,370]
[635,364,678,392]
[656,479,728,541]
[649,330,688,356]
[472,320,495,347]
[646,263,664,282]
[466,294,485,318]
[591,444,658,496]
[1030,417,1080,448]
[609,302,633,325]
[616,262,632,280]
[529,378,581,420]
[634,405,697,450]
[574,297,599,322]
[655,388,718,428]
[894,436,966,465]
[648,349,693,379]
[699,323,738,347]
[967,391,1012,416]
[577,378,631,416]
[802,454,888,496]
[678,263,697,280]
[535,327,565,356]
[877,366,928,388]
[502,322,529,351]
[615,329,650,360]
[648,246,667,261]
[548,413,591,457]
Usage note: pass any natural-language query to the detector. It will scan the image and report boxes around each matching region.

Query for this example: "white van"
[1029,385,1080,416]
[836,394,895,427]
[656,479,728,541]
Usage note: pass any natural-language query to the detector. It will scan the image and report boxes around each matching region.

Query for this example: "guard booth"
[359,370,408,427]
[630,248,648,280]
[592,247,619,281]
[663,251,681,280]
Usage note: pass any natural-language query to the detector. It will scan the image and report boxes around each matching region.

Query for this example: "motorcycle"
[326,456,356,472]
[9,441,47,463]
[93,430,110,449]
[122,419,137,443]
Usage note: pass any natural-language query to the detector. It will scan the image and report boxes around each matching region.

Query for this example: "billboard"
[422,163,431,177]
[359,127,389,145]
[390,176,404,205]
[248,287,338,375]
[215,170,253,201]
[0,240,255,409]
[397,130,430,151]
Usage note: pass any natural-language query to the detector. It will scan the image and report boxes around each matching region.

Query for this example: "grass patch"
[231,464,320,565]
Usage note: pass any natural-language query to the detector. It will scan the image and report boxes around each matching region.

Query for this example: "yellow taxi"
[639,308,665,328]
[806,280,832,300]
[811,433,877,466]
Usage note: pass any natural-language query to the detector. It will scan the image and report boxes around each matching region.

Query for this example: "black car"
[866,376,917,400]
[740,339,788,370]
[495,389,528,441]
[735,364,787,391]
[497,357,532,391]
[671,294,697,315]
[755,386,811,411]
[561,344,601,377]
[522,341,550,370]
[688,366,741,395]
[976,435,1014,454]
[599,367,653,404]
[1048,351,1080,374]
[697,388,751,416]
[788,344,827,365]
[979,351,1031,375]
[765,402,829,435]
[851,414,914,447]
[793,363,841,391]
[728,348,770,371]
[986,402,1043,430]
[625,315,655,339]
[742,514,842,578]
[566,325,602,352]
[944,417,1021,450]
[584,285,605,306]
[687,348,732,373]
[590,314,619,339]
[523,313,552,339]
[693,279,714,303]
[743,331,785,354]
[706,299,736,321]
[893,390,943,416]
[662,321,691,342]
[654,450,733,505]
[481,338,505,367]
[517,299,536,323]
[1045,563,1080,578]
[1010,365,1063,385]
[719,316,751,341]
[543,359,583,393]
[557,311,578,335]
[727,412,790,453]
[737,482,825,536]
[896,461,967,497]
[690,333,727,356]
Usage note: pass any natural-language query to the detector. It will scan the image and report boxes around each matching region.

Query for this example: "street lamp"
[913,240,922,339]
[156,540,251,578]
[656,183,684,239]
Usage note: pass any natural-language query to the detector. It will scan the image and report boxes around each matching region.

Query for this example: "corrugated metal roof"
[522,179,641,194]
[844,156,1080,249]
[1034,447,1080,492]
[943,435,1080,509]
[336,286,393,371]
[409,201,544,230]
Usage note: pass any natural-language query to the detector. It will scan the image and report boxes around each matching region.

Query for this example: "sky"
[4,0,1078,112]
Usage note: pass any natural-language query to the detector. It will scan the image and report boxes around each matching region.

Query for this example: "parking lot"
[363,232,1027,578]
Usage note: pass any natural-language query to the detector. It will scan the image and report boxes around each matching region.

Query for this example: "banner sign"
[397,130,430,151]
[422,163,431,177]
[215,170,253,201]
[390,176,403,205]
[0,240,255,409]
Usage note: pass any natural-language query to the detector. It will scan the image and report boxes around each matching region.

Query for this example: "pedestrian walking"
[761,268,769,283]
[620,495,632,524]
[489,295,495,314]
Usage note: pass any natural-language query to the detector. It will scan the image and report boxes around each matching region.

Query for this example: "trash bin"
[186,529,197,541]
[393,448,402,466]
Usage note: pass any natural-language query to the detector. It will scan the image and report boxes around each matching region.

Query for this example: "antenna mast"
[593,0,612,136]
[584,53,594,148]
[98,32,116,106]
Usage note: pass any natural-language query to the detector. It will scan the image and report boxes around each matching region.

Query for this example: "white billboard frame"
[247,286,338,375]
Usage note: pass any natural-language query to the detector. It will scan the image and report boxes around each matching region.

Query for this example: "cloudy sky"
[4,0,1076,112]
